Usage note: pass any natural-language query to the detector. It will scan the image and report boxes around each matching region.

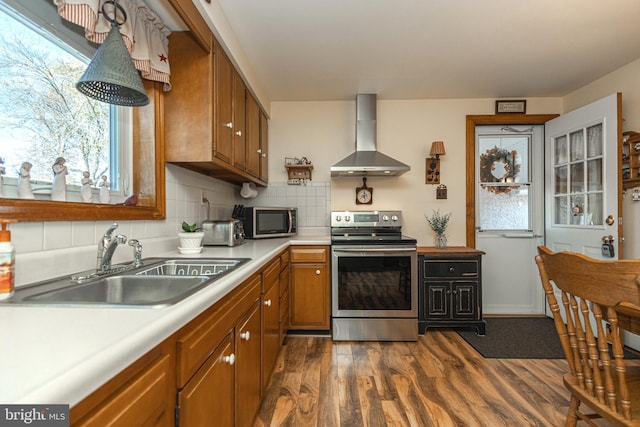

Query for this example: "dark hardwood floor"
[255,329,573,426]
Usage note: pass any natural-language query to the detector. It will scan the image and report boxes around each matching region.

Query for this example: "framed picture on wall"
[495,100,526,114]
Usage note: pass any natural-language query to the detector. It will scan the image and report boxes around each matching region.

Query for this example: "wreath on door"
[479,146,520,194]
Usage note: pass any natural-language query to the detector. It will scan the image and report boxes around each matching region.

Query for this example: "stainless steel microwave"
[242,207,297,239]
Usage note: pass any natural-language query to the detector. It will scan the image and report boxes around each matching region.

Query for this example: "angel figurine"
[17,161,34,199]
[51,157,68,201]
[99,175,111,204]
[81,171,93,203]
[0,157,5,198]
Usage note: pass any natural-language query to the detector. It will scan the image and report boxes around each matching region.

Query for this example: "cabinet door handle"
[257,149,262,154]
[446,290,451,295]
[240,331,250,341]
[235,130,242,136]
[222,354,235,365]
[264,299,272,307]
[449,267,455,273]
[225,122,233,128]
[315,270,321,275]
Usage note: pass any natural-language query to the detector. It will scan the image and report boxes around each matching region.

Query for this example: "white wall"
[269,97,562,246]
[563,57,640,258]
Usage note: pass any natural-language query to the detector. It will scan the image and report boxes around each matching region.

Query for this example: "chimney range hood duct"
[331,94,410,177]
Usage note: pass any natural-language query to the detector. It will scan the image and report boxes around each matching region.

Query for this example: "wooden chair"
[535,245,640,426]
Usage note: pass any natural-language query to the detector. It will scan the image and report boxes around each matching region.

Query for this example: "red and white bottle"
[0,219,16,300]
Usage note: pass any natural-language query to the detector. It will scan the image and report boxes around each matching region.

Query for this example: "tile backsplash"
[11,165,331,286]
[245,181,331,233]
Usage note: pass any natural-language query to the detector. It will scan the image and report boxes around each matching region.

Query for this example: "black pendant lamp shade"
[76,1,150,106]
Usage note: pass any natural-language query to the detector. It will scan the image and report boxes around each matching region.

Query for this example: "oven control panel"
[331,210,403,228]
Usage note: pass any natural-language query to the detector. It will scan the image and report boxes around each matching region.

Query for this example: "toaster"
[202,220,245,246]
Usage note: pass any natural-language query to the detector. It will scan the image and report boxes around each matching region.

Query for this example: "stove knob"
[382,215,389,222]
[391,215,399,221]
[344,215,351,222]
[335,215,342,222]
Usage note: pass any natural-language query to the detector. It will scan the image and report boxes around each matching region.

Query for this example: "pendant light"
[76,0,150,106]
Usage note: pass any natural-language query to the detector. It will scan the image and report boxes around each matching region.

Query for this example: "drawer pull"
[240,331,250,341]
[461,272,476,276]
[222,354,235,365]
[449,267,455,273]
[264,299,272,307]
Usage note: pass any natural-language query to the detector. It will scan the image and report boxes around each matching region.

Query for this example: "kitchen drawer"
[290,246,327,263]
[262,257,280,293]
[280,249,290,268]
[423,259,478,278]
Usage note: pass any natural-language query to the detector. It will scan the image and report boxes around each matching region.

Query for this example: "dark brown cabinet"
[418,247,485,335]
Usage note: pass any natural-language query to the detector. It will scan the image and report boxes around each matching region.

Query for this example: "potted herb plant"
[425,210,451,249]
[178,221,205,254]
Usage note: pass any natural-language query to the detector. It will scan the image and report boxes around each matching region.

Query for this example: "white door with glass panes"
[475,125,545,314]
[544,93,621,259]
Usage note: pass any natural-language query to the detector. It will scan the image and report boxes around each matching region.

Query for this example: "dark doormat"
[457,317,640,359]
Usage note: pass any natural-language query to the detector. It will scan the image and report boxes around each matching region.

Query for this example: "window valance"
[54,0,171,90]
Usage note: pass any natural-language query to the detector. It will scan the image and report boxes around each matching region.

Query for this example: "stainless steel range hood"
[331,94,410,177]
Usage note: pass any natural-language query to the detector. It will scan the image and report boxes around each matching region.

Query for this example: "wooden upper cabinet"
[214,43,234,164]
[164,32,213,162]
[259,111,269,183]
[232,72,247,170]
[164,31,268,187]
[246,91,261,178]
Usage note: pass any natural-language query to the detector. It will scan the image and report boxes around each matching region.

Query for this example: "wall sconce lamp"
[426,140,445,184]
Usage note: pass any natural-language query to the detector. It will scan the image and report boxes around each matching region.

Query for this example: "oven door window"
[337,256,412,310]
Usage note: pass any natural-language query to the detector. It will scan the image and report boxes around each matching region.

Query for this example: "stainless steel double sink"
[5,258,250,308]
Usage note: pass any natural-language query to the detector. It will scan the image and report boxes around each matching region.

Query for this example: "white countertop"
[0,235,329,406]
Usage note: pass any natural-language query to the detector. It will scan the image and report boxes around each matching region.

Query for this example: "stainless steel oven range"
[331,210,418,341]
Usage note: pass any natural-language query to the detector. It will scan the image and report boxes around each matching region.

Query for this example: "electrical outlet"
[200,190,206,205]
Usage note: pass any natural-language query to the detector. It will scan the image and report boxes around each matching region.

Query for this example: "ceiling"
[204,0,640,102]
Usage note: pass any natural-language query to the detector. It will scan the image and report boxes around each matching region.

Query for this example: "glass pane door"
[553,123,603,226]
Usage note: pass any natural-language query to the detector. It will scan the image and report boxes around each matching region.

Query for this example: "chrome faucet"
[71,223,142,282]
[97,222,127,273]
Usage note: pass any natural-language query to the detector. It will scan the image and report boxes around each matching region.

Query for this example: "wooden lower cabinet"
[179,299,261,427]
[72,350,173,427]
[261,257,281,391]
[235,300,262,427]
[289,246,330,330]
[71,253,291,427]
[178,333,235,426]
[279,254,290,343]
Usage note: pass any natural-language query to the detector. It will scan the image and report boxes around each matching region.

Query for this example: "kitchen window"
[0,0,131,201]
